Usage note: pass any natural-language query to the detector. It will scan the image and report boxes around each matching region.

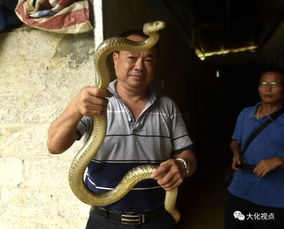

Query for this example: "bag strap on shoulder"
[241,106,284,154]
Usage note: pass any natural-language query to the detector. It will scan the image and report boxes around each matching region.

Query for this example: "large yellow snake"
[68,21,180,223]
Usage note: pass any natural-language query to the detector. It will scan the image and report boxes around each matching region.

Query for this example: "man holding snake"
[47,29,197,229]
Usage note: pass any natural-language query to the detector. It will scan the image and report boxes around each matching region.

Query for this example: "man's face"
[112,35,157,92]
[258,72,284,105]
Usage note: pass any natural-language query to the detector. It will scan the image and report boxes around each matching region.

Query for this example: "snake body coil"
[68,21,180,222]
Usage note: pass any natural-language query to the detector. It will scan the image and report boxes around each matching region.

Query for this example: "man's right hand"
[47,86,112,154]
[232,153,244,171]
[73,86,113,116]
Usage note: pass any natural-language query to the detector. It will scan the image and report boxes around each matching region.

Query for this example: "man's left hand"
[151,159,184,191]
[253,157,283,177]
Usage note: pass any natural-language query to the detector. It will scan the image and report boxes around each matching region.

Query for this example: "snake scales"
[68,21,180,223]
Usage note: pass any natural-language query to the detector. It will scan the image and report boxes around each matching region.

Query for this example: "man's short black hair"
[115,28,159,54]
[260,67,284,87]
[118,29,148,38]
[261,67,284,76]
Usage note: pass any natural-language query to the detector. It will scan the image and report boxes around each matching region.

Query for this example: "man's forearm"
[47,101,82,154]
[230,139,241,156]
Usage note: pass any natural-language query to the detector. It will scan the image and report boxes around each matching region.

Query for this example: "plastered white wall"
[0,26,99,229]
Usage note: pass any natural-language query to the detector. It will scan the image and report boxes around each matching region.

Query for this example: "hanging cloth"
[15,0,93,33]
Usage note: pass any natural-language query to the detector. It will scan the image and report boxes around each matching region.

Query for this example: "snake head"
[143,21,166,35]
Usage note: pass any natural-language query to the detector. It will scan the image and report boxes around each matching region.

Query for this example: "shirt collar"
[108,80,158,103]
[250,101,281,120]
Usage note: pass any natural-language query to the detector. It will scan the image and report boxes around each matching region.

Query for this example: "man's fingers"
[157,174,182,190]
[86,86,113,98]
[151,165,166,179]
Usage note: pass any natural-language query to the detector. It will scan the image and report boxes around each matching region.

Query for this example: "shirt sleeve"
[169,100,194,153]
[76,116,93,140]
[232,108,247,144]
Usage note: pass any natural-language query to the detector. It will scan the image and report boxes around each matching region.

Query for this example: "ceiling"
[3,0,284,67]
[162,0,284,65]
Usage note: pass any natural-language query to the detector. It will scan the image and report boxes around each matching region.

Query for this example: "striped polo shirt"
[76,80,193,213]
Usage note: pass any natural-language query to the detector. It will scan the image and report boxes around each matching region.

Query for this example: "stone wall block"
[23,158,70,190]
[50,189,89,219]
[0,158,23,187]
[0,28,64,64]
[1,188,49,217]
[0,124,48,158]
[0,26,96,229]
